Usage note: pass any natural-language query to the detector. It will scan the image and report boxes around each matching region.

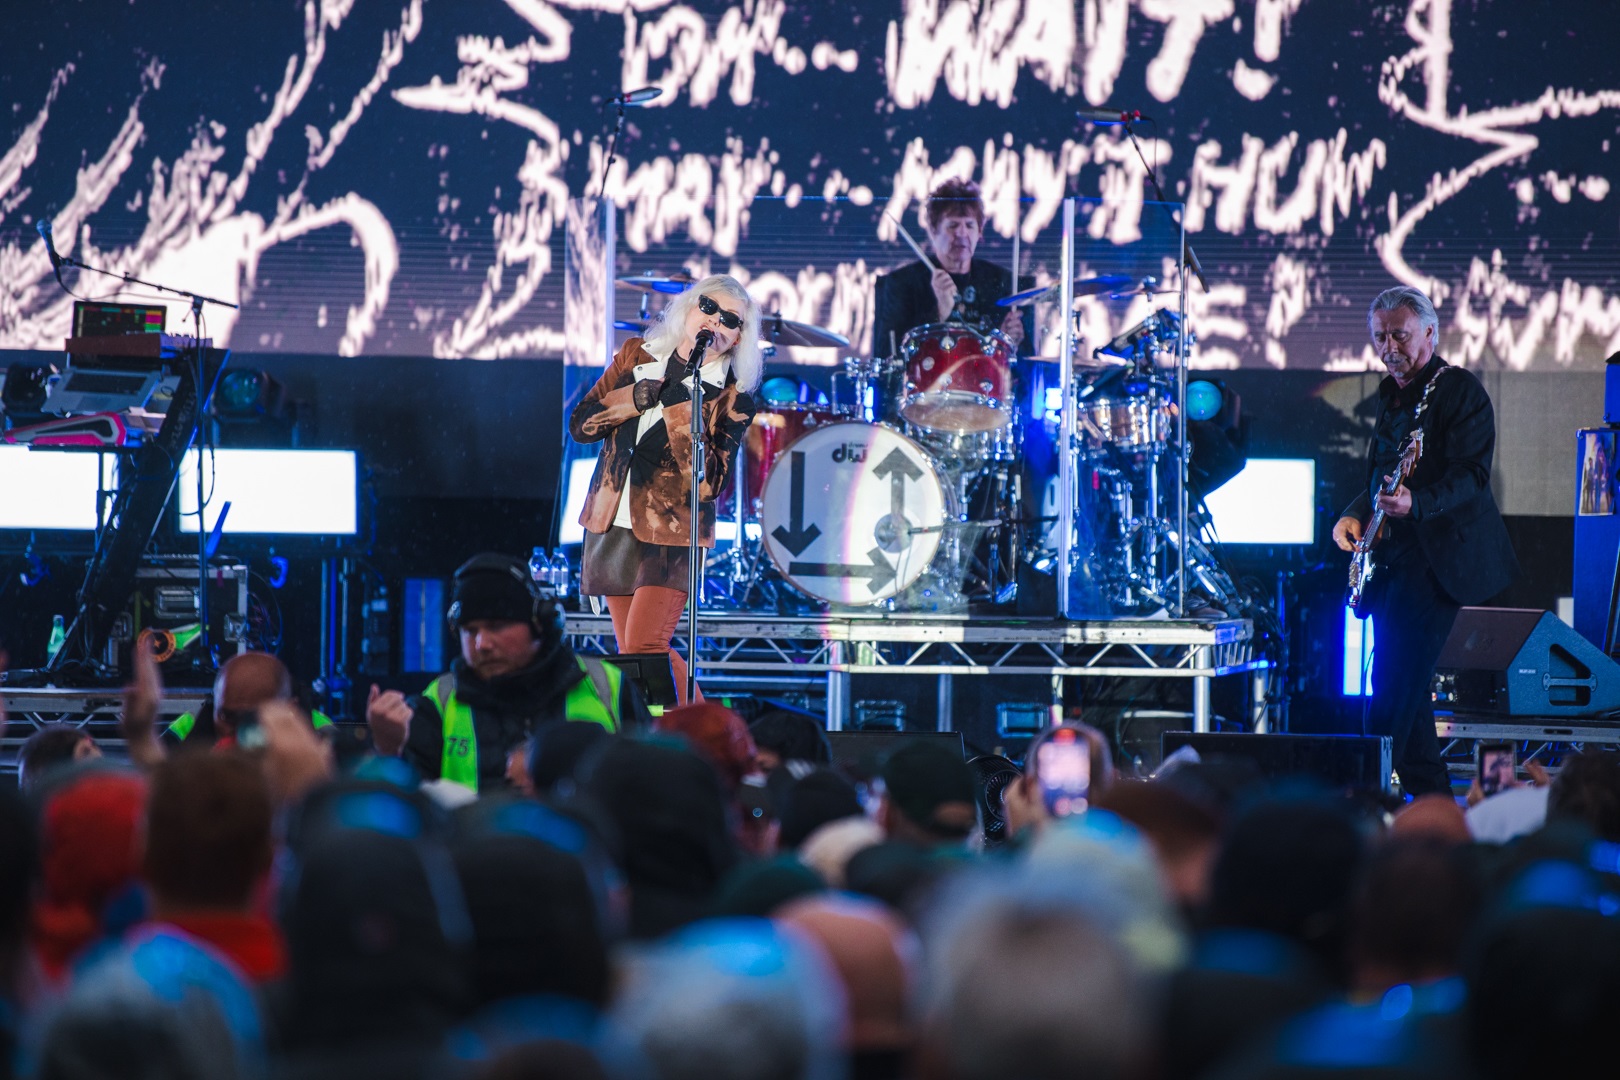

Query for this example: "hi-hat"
[997,274,1134,307]
[1107,276,1178,300]
[615,271,695,294]
[759,314,850,349]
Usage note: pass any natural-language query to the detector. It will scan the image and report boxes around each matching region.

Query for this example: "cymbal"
[1106,277,1179,300]
[613,319,648,333]
[759,314,850,349]
[1108,289,1179,300]
[615,271,695,295]
[996,274,1135,307]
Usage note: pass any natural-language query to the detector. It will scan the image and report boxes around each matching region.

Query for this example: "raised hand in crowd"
[366,683,412,756]
[120,635,167,770]
[257,700,334,807]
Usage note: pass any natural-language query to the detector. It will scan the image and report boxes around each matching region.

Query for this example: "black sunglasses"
[697,293,744,331]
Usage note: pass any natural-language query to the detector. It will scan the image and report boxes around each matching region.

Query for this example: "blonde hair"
[641,274,763,393]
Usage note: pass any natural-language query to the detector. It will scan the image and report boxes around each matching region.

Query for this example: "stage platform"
[1437,712,1620,778]
[0,687,212,774]
[563,612,1269,732]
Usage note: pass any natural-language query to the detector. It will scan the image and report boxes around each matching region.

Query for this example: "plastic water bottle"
[529,547,548,588]
[46,614,66,661]
[549,549,571,599]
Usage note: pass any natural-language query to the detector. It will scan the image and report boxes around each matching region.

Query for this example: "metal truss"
[565,612,1266,730]
[1436,713,1620,777]
[0,687,210,772]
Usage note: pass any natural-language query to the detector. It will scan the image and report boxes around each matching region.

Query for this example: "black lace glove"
[633,379,663,411]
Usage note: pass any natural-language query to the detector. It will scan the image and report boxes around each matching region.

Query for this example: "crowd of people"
[3,574,1620,1080]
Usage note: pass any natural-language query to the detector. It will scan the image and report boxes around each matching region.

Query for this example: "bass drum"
[760,422,947,605]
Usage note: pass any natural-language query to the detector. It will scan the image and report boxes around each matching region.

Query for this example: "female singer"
[569,274,762,704]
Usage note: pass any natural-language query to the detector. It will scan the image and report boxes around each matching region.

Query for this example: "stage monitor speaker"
[1432,607,1620,719]
[826,730,965,785]
[1161,732,1392,793]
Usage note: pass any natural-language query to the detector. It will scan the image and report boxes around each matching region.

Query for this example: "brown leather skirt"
[580,525,693,596]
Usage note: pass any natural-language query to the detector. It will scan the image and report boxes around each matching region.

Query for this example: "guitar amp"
[1432,607,1620,719]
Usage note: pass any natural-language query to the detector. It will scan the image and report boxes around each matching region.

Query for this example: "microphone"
[35,219,61,270]
[691,328,714,361]
[608,86,664,107]
[1077,107,1144,125]
[1184,239,1209,293]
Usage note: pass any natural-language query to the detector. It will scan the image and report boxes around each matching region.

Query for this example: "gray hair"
[642,274,764,394]
[1368,285,1439,337]
[608,920,847,1080]
[917,864,1156,1080]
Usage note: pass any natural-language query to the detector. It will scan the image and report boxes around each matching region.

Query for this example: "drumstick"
[884,211,938,272]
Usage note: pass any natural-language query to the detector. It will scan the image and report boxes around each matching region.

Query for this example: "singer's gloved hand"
[633,379,663,411]
[657,365,693,408]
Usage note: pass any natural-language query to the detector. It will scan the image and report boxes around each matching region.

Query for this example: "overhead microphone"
[607,86,664,108]
[1077,106,1145,125]
[35,219,61,270]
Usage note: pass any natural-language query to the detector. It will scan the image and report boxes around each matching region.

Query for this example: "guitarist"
[1330,286,1519,797]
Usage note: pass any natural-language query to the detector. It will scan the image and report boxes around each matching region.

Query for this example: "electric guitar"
[1346,429,1424,619]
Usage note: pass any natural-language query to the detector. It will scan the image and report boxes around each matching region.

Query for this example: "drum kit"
[613,269,1227,616]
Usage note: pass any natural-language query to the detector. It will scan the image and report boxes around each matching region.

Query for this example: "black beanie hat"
[881,740,977,839]
[449,554,537,628]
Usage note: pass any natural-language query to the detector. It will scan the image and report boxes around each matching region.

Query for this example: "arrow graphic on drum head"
[770,450,821,556]
[788,547,897,594]
[873,447,923,519]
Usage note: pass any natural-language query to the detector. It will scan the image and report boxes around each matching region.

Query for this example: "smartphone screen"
[1476,742,1516,797]
[1037,738,1091,817]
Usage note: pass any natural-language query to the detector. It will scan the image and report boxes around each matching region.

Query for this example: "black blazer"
[1341,359,1519,605]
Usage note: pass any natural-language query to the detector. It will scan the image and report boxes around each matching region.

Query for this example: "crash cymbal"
[615,271,696,294]
[996,274,1135,307]
[613,319,649,333]
[759,314,850,349]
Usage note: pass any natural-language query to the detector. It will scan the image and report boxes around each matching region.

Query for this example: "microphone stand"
[1120,122,1200,617]
[684,331,713,704]
[592,99,627,202]
[40,236,237,674]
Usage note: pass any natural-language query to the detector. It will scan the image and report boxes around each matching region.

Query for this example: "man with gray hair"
[1331,285,1518,796]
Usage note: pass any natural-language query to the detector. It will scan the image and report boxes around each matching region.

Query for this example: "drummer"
[872,178,1032,359]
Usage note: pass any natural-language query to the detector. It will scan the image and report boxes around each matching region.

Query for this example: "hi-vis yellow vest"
[425,655,621,791]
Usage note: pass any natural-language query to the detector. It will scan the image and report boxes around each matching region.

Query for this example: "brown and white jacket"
[569,337,757,549]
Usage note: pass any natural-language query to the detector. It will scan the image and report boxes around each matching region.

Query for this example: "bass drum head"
[760,422,945,605]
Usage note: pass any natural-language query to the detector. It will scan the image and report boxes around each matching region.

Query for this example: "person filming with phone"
[1003,723,1116,842]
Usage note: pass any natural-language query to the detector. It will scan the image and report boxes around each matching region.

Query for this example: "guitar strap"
[1411,362,1447,431]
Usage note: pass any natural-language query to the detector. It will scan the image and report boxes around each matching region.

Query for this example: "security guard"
[366,553,647,792]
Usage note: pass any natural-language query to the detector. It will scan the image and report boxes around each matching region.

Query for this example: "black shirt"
[872,258,1030,357]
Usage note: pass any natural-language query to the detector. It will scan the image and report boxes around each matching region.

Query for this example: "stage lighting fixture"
[1186,378,1224,422]
[2,363,54,418]
[215,369,285,417]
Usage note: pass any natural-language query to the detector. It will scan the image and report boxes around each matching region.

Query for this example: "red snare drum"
[743,404,842,514]
[899,323,1014,434]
